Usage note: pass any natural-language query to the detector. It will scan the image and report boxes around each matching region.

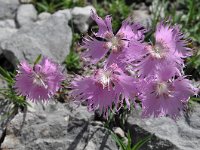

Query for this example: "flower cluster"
[15,57,64,102]
[82,11,147,69]
[71,11,197,119]
[13,11,197,119]
[71,64,138,117]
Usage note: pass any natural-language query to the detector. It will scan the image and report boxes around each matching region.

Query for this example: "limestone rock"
[0,28,18,42]
[0,99,17,147]
[0,0,19,19]
[16,4,37,27]
[38,12,51,21]
[71,6,96,33]
[0,19,16,28]
[113,127,125,138]
[53,9,72,21]
[132,10,151,28]
[126,102,200,150]
[0,14,72,65]
[19,0,33,4]
[1,102,118,150]
[0,19,17,42]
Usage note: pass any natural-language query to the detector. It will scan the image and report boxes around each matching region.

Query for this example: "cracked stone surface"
[0,102,118,150]
[0,0,19,20]
[126,102,200,150]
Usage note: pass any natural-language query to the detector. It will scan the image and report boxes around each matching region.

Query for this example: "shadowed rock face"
[0,102,118,150]
[0,99,18,148]
[126,102,200,150]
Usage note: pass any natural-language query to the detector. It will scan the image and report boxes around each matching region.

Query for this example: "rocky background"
[0,0,200,150]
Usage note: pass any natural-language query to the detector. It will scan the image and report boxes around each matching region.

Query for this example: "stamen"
[97,70,112,90]
[149,42,168,59]
[33,72,48,89]
[105,33,124,53]
[100,71,111,89]
[155,82,172,98]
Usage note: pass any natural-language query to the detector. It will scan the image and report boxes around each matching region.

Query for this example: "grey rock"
[113,127,125,138]
[0,19,16,28]
[0,75,8,89]
[53,9,72,21]
[16,4,37,27]
[0,0,19,19]
[0,28,18,42]
[19,0,33,4]
[71,6,96,33]
[90,121,104,127]
[38,12,51,21]
[0,99,17,147]
[126,102,200,150]
[132,10,151,28]
[134,2,149,10]
[68,103,94,121]
[0,14,72,65]
[1,102,118,150]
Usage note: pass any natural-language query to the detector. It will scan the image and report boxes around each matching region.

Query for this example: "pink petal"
[91,10,113,38]
[117,20,147,41]
[82,36,109,64]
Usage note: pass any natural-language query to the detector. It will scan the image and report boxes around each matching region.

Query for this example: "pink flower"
[128,22,192,78]
[71,64,138,116]
[140,73,197,119]
[155,22,192,58]
[82,11,147,68]
[15,57,64,102]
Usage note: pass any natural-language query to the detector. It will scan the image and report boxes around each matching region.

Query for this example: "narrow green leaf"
[190,97,200,102]
[34,54,42,66]
[111,132,126,150]
[127,131,132,149]
[36,2,48,12]
[132,135,152,150]
[0,66,13,83]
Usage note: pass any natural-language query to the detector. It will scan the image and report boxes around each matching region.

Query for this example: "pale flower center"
[155,82,169,96]
[150,42,167,59]
[33,73,48,89]
[105,33,124,53]
[98,70,112,89]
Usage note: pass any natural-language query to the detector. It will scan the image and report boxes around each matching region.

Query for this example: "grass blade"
[34,54,42,66]
[132,135,152,150]
[111,132,126,150]
[0,66,13,83]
